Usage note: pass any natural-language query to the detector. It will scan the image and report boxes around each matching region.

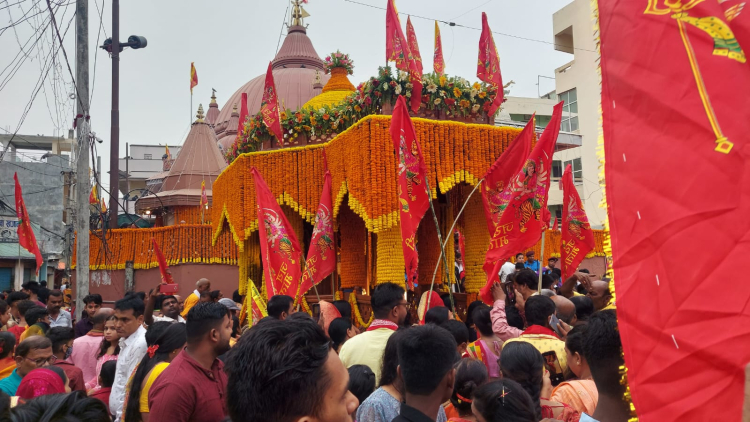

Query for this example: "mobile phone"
[312,304,321,321]
[159,284,179,294]
[542,351,565,387]
[503,283,516,303]
[549,314,561,336]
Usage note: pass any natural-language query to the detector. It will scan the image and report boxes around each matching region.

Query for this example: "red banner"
[406,16,423,74]
[391,96,430,287]
[560,164,594,280]
[190,62,198,93]
[89,186,98,205]
[13,173,42,274]
[433,21,445,75]
[385,0,422,112]
[252,167,303,299]
[476,12,504,117]
[299,170,335,298]
[260,61,284,145]
[152,238,174,284]
[481,116,534,236]
[597,1,750,420]
[484,102,562,266]
[237,92,249,143]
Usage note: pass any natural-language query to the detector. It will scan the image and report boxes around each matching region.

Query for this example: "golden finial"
[232,103,238,114]
[290,0,310,26]
[210,88,217,104]
[196,104,205,122]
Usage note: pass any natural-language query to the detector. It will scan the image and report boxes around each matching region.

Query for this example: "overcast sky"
[1,0,574,192]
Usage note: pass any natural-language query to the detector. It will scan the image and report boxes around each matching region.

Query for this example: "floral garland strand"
[349,293,373,328]
[301,295,313,316]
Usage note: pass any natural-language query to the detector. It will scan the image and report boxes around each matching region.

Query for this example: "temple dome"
[214,24,330,149]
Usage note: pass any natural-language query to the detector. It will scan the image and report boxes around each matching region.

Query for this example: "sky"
[1,0,574,195]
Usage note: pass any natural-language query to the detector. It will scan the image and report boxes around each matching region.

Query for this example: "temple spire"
[290,0,310,27]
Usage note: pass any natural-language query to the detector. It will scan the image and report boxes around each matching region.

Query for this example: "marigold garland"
[301,295,313,316]
[375,224,406,285]
[72,224,237,270]
[462,187,490,293]
[339,202,367,288]
[349,293,373,328]
[172,206,212,225]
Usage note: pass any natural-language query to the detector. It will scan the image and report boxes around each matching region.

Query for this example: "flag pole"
[426,179,483,306]
[423,177,456,317]
[538,228,546,292]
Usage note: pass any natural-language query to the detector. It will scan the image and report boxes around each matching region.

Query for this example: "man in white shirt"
[498,259,517,283]
[109,295,148,421]
[47,290,72,328]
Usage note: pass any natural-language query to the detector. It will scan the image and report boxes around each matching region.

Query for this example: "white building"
[552,0,604,228]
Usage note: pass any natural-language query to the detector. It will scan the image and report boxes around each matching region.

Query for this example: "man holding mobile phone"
[144,285,186,326]
[503,295,571,374]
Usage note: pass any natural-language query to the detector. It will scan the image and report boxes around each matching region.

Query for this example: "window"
[558,88,578,132]
[548,205,562,226]
[552,160,563,180]
[144,154,152,160]
[563,157,583,182]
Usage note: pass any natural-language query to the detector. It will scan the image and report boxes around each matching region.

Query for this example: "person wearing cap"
[218,298,241,346]
[145,287,186,326]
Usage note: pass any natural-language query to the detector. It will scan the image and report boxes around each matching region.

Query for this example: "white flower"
[426,83,438,93]
[439,90,446,97]
[406,91,412,98]
[434,98,442,105]
[382,83,388,91]
[406,83,413,89]
[472,104,481,112]
[394,84,403,95]
[398,70,409,81]
[470,89,478,99]
[289,129,294,134]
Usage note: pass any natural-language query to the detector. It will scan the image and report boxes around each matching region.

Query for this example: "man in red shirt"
[148,302,232,422]
[225,316,359,421]
[46,327,85,392]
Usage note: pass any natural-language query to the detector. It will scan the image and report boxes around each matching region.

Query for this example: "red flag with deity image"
[152,238,174,284]
[260,62,285,145]
[406,17,423,74]
[14,174,42,274]
[481,116,534,235]
[476,12,504,117]
[252,167,303,299]
[433,21,445,75]
[385,0,422,112]
[560,164,594,280]
[299,170,335,298]
[596,0,750,419]
[391,96,430,287]
[484,102,562,266]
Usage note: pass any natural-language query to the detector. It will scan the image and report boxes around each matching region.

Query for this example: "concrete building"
[117,144,182,194]
[552,0,605,228]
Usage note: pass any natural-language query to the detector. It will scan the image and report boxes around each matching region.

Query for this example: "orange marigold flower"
[453,87,462,98]
[323,113,330,120]
[478,92,487,99]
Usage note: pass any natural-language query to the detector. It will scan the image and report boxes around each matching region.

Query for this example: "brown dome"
[214,25,330,144]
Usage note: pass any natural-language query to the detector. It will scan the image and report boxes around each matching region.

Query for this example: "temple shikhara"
[74,0,606,323]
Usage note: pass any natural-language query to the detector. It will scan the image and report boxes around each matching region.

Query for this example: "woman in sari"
[16,368,67,400]
[0,333,16,379]
[462,306,502,379]
[551,325,598,415]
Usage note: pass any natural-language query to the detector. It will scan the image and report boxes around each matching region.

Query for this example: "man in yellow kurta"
[180,278,211,318]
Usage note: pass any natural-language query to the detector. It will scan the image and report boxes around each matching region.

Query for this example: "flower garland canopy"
[226,67,501,162]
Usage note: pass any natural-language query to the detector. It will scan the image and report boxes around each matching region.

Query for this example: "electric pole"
[108,0,119,228]
[74,0,90,320]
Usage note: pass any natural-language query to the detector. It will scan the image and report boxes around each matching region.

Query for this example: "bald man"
[70,308,114,382]
[587,279,615,311]
[181,278,211,318]
[551,295,577,326]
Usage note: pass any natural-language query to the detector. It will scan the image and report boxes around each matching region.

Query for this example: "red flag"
[299,170,335,298]
[190,62,198,93]
[89,186,98,205]
[597,1,750,420]
[552,214,559,231]
[152,238,174,284]
[406,17,423,75]
[200,180,208,208]
[260,61,284,145]
[484,102,563,266]
[433,21,445,75]
[391,96,430,286]
[481,116,535,235]
[252,167,303,299]
[385,0,422,112]
[476,12,504,117]
[560,164,594,280]
[237,93,249,141]
[13,173,42,274]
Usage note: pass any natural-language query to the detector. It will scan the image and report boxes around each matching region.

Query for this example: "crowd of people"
[0,262,628,422]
